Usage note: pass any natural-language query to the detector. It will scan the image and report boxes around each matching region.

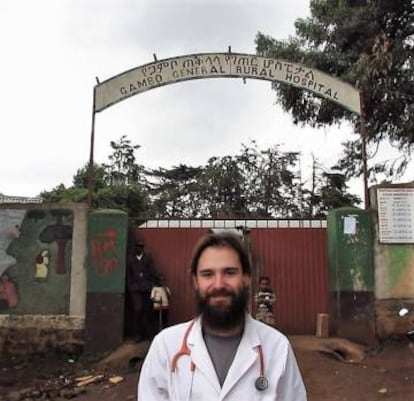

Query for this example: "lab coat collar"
[221,314,260,398]
[187,314,261,399]
[187,317,221,394]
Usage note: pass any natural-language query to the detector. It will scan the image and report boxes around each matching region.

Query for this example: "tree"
[145,141,357,219]
[199,155,248,218]
[41,137,359,218]
[255,0,414,179]
[41,163,107,204]
[103,135,145,186]
[94,184,149,217]
[301,156,361,218]
[258,147,302,217]
[147,164,202,218]
[235,142,302,218]
[41,137,150,216]
[40,184,85,204]
[73,164,106,191]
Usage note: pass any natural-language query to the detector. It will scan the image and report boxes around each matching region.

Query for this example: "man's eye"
[225,269,237,275]
[200,271,212,277]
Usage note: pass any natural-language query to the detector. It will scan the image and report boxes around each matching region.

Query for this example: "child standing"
[254,275,276,326]
[151,274,171,331]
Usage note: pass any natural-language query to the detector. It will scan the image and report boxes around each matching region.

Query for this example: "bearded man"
[138,232,307,401]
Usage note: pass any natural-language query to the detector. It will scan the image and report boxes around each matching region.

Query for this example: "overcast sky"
[1,0,410,200]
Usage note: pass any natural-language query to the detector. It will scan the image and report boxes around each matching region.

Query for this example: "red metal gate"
[129,220,328,335]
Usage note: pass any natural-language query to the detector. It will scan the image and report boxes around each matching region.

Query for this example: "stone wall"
[0,315,84,355]
[375,299,414,340]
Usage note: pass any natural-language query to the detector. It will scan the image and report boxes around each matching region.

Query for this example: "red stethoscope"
[170,320,269,392]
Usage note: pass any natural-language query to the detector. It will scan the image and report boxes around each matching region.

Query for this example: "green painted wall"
[87,210,128,293]
[328,207,374,291]
[389,246,412,288]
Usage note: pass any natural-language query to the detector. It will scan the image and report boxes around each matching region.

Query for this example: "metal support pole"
[359,91,370,209]
[87,88,97,208]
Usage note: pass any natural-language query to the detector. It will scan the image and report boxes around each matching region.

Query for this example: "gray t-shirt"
[203,331,242,387]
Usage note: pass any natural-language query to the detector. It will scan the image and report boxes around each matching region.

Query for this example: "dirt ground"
[1,337,413,401]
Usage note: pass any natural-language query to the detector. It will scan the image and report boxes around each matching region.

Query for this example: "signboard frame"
[87,50,370,208]
[377,187,414,244]
[94,52,361,115]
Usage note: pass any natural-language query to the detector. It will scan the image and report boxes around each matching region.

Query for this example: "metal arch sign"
[94,52,361,115]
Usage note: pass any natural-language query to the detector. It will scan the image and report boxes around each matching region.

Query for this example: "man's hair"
[190,232,251,276]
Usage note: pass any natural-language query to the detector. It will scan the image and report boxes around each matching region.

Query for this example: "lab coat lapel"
[187,319,221,394]
[220,315,260,398]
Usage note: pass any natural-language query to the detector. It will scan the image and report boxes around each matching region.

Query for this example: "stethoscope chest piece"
[255,376,268,391]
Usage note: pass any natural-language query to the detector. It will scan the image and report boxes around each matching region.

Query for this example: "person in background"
[125,240,158,341]
[138,232,306,400]
[254,275,276,327]
[151,273,171,331]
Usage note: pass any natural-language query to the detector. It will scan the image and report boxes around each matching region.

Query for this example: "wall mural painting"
[0,208,73,315]
[0,271,19,310]
[0,209,25,311]
[91,228,120,276]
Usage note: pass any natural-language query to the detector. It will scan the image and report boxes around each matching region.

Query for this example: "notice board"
[377,188,414,244]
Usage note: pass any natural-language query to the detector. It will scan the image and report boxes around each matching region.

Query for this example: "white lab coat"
[137,314,307,401]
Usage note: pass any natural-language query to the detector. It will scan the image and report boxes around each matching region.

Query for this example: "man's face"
[259,279,270,290]
[193,245,250,329]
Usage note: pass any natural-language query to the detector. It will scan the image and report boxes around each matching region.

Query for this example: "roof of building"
[0,194,42,204]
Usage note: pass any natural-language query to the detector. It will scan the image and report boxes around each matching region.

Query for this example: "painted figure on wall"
[35,250,50,280]
[0,209,26,277]
[0,272,19,310]
[9,225,21,239]
[39,210,72,275]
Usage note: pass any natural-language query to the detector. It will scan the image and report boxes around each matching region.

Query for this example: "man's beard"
[196,285,249,331]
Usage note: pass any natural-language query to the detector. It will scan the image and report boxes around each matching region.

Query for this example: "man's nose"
[212,273,225,288]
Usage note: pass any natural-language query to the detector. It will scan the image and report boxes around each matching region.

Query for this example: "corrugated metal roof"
[0,195,42,204]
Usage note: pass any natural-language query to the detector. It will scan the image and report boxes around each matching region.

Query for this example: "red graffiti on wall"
[90,229,119,275]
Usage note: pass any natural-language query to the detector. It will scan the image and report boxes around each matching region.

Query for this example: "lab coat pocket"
[172,369,220,401]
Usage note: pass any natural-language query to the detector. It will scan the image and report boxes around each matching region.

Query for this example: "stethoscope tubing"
[170,319,268,397]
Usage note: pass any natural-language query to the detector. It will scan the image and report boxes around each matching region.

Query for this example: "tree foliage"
[144,140,360,218]
[301,156,360,218]
[147,164,202,218]
[41,136,360,218]
[41,136,150,216]
[255,0,414,179]
[103,135,145,186]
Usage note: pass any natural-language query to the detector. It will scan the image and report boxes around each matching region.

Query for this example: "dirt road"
[1,337,413,401]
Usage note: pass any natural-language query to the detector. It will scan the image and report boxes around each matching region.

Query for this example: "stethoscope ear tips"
[255,376,269,391]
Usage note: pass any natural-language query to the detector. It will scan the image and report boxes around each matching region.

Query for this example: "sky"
[1,0,411,201]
